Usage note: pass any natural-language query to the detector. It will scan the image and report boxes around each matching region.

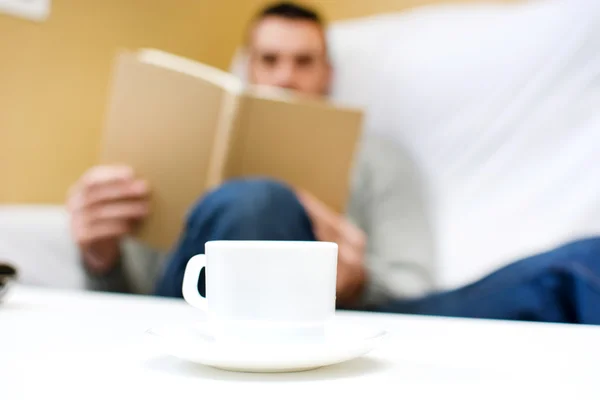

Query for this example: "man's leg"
[379,237,600,324]
[154,178,316,298]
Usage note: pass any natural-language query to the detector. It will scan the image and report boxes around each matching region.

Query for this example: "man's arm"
[350,135,437,308]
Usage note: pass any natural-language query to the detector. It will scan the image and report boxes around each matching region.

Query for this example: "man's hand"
[296,190,367,307]
[66,165,150,275]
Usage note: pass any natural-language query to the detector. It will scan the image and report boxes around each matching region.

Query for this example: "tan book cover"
[100,49,364,251]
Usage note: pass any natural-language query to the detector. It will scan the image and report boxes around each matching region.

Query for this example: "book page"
[225,91,364,213]
[100,51,230,251]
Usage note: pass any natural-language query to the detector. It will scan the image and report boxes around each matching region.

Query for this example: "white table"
[2,285,599,399]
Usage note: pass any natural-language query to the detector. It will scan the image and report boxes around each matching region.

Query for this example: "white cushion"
[0,205,84,289]
[232,0,600,289]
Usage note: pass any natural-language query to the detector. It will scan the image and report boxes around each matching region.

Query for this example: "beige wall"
[0,0,263,203]
[0,0,513,204]
[277,0,518,21]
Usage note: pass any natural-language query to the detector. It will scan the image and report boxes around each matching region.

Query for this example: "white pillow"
[324,0,600,288]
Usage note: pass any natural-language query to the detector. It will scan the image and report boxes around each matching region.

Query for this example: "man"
[68,1,600,324]
[66,2,435,310]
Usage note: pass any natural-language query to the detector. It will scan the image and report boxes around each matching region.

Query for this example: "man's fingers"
[313,221,339,243]
[76,220,131,245]
[68,165,145,211]
[87,200,149,223]
[81,179,148,209]
[338,219,366,248]
[338,243,363,269]
[297,189,366,251]
[298,190,338,223]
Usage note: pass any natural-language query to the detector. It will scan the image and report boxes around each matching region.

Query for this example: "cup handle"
[182,254,207,311]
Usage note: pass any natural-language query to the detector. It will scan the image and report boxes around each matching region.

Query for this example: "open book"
[100,49,364,251]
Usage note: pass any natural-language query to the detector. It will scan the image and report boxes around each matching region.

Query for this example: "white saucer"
[145,320,387,373]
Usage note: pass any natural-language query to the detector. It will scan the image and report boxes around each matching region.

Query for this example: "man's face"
[247,16,331,96]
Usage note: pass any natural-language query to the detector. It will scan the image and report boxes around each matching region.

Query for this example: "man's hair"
[245,2,328,51]
[255,1,324,25]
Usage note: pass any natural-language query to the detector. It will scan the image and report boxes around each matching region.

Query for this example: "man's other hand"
[296,190,367,307]
[66,165,150,275]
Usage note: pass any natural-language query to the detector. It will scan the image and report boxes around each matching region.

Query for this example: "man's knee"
[189,178,304,223]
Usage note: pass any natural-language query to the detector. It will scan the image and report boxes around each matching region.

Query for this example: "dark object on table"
[0,263,18,301]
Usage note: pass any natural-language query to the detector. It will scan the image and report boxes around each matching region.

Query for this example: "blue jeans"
[154,178,600,325]
[378,237,600,324]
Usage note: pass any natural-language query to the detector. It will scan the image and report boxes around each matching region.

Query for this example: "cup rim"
[205,240,337,249]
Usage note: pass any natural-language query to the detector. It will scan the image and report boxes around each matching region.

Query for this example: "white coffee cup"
[182,240,338,343]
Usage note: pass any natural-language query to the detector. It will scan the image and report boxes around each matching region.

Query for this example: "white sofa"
[2,0,599,292]
[0,205,84,289]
